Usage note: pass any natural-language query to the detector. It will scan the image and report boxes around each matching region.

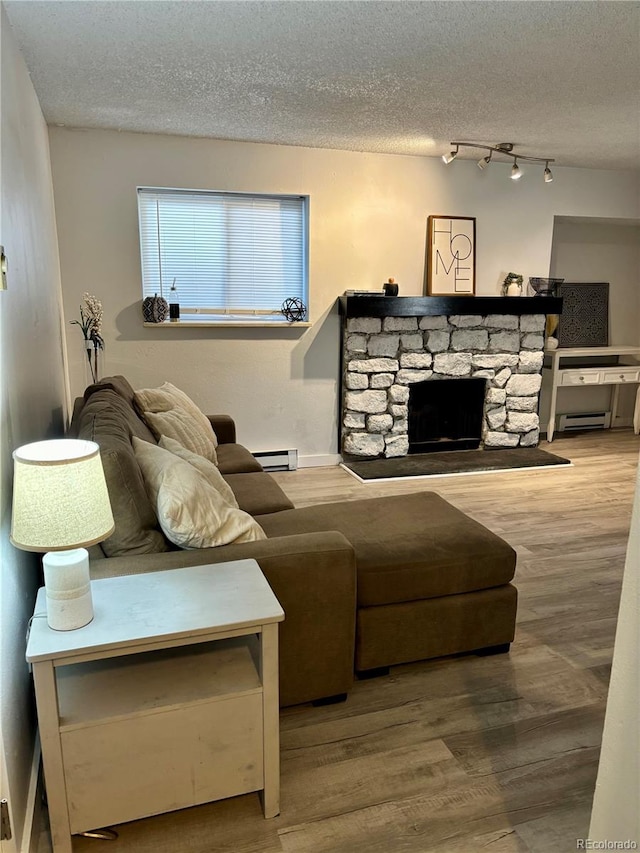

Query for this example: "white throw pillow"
[132,438,266,549]
[159,435,239,508]
[135,382,218,445]
[134,382,218,464]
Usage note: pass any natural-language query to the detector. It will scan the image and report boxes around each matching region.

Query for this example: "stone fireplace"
[339,295,562,459]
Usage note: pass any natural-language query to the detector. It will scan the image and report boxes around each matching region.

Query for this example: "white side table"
[26,560,284,853]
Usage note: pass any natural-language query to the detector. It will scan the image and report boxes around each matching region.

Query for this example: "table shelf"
[57,636,261,730]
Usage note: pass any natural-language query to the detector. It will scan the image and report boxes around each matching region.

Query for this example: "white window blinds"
[137,188,308,320]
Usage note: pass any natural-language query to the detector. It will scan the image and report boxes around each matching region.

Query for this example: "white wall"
[48,128,640,461]
[0,7,68,848]
[550,219,640,346]
[539,219,640,425]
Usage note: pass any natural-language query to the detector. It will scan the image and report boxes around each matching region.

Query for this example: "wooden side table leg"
[32,663,73,853]
[611,383,621,427]
[547,380,558,442]
[258,623,280,818]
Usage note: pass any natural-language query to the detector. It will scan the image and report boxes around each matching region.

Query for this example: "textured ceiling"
[4,0,640,170]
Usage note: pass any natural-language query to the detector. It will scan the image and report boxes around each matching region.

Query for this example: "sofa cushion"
[140,407,219,465]
[133,438,267,549]
[76,389,169,556]
[71,377,158,445]
[134,382,218,456]
[216,443,263,474]
[158,436,239,508]
[84,375,138,408]
[256,492,516,607]
[223,472,294,516]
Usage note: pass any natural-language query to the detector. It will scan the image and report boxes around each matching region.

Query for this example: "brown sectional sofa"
[70,376,518,707]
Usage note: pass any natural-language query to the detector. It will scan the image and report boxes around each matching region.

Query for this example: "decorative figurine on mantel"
[383,277,399,296]
[502,272,523,297]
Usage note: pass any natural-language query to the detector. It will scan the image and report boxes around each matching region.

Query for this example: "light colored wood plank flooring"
[38,430,639,853]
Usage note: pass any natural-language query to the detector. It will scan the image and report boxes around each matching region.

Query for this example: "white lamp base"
[43,548,94,631]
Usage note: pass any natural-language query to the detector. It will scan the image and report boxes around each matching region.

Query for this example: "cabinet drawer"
[561,370,601,386]
[601,368,640,384]
[63,692,264,833]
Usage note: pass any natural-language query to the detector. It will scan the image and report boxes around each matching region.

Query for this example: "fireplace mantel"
[339,295,563,318]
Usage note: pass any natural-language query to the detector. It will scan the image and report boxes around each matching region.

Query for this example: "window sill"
[143,320,311,329]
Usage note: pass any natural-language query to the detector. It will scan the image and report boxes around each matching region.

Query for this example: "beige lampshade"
[11,439,115,552]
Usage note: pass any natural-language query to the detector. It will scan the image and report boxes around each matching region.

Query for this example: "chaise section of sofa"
[256,491,517,672]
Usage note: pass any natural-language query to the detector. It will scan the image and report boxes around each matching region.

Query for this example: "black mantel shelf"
[339,295,563,318]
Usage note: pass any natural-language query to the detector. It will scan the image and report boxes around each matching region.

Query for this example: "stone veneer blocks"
[342,313,547,458]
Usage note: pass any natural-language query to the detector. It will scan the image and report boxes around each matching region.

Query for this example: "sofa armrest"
[208,415,236,444]
[90,532,357,707]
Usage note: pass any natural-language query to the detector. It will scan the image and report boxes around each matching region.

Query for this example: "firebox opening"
[408,377,486,454]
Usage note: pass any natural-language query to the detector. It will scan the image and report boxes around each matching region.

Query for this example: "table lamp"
[10,439,114,631]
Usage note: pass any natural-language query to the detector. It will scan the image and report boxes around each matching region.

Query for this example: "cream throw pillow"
[134,382,218,464]
[132,438,266,549]
[158,436,238,508]
[143,409,218,465]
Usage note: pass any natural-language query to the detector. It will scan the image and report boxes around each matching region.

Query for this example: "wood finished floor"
[39,430,639,853]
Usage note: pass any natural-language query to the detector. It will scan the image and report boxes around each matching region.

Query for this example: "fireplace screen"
[408,377,486,453]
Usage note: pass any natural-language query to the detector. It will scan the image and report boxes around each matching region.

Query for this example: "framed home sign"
[426,215,476,295]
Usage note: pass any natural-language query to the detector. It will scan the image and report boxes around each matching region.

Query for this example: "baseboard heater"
[558,411,611,432]
[252,449,298,471]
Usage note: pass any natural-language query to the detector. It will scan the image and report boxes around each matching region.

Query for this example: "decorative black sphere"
[281,297,307,323]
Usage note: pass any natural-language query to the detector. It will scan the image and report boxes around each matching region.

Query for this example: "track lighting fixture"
[442,145,459,164]
[442,142,555,182]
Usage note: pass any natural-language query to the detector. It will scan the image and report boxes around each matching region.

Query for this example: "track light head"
[442,145,459,165]
[511,160,523,180]
[477,153,492,170]
[544,162,554,183]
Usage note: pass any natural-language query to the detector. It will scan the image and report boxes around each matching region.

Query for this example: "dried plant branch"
[70,293,104,382]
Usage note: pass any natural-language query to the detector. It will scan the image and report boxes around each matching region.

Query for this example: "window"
[137,187,308,324]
